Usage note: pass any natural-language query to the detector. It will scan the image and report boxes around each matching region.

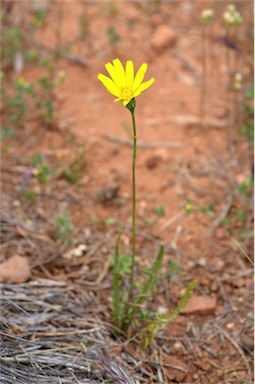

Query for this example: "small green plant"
[18,154,52,203]
[154,204,165,217]
[104,216,117,227]
[103,1,118,16]
[107,27,121,46]
[6,77,35,128]
[143,218,156,227]
[35,63,65,129]
[53,211,74,246]
[30,8,49,28]
[31,154,51,185]
[139,280,197,349]
[97,58,197,343]
[185,199,195,214]
[1,27,23,69]
[241,85,254,143]
[0,126,14,141]
[56,145,86,183]
[200,202,216,215]
[23,190,37,203]
[237,177,253,201]
[90,214,99,224]
[79,11,90,37]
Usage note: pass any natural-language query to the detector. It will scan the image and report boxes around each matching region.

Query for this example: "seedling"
[201,202,216,215]
[107,27,121,47]
[241,85,254,143]
[31,8,49,28]
[143,218,156,227]
[56,145,87,184]
[31,154,51,185]
[53,211,74,246]
[237,178,253,197]
[90,214,99,225]
[154,204,165,217]
[104,216,117,227]
[185,199,195,214]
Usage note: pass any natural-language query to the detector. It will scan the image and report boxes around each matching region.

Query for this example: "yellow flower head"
[97,58,155,107]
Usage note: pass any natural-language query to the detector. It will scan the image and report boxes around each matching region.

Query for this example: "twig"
[145,115,226,129]
[102,134,182,148]
[207,192,233,237]
[215,324,253,383]
[220,269,254,282]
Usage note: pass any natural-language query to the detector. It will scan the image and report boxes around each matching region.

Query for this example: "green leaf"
[138,245,164,305]
[154,204,165,217]
[123,245,164,330]
[104,216,117,227]
[31,154,45,165]
[140,279,197,348]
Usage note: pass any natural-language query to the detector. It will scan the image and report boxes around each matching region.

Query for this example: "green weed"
[53,212,74,246]
[107,27,121,46]
[200,202,216,215]
[185,199,195,214]
[56,145,87,184]
[241,85,254,143]
[154,204,165,217]
[31,154,51,185]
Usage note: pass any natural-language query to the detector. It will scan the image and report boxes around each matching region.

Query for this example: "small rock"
[95,185,119,203]
[145,155,162,169]
[0,255,31,283]
[150,26,176,52]
[181,295,217,315]
[63,244,87,259]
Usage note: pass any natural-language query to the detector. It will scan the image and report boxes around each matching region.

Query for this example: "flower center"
[121,88,133,100]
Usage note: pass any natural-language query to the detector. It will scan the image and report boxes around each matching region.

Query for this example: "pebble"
[181,295,217,315]
[0,255,31,283]
[150,26,176,52]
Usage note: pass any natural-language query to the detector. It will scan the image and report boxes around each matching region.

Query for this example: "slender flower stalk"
[128,102,137,311]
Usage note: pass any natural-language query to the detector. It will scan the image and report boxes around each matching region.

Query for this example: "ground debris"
[0,280,137,384]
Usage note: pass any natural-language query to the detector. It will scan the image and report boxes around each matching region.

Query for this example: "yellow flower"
[97,58,155,106]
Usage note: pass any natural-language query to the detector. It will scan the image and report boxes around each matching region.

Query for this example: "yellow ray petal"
[133,63,148,91]
[123,99,130,106]
[125,60,134,88]
[105,62,122,89]
[112,59,126,88]
[97,74,121,97]
[134,78,155,97]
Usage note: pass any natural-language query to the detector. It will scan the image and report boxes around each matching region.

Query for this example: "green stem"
[129,108,137,300]
[121,102,137,331]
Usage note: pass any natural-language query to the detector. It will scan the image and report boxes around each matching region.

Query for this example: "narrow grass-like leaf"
[233,240,254,266]
[140,279,198,348]
[123,245,164,330]
[137,245,164,305]
[113,228,124,327]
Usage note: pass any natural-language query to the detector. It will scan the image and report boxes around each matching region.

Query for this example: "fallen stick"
[102,134,182,148]
[146,115,226,129]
